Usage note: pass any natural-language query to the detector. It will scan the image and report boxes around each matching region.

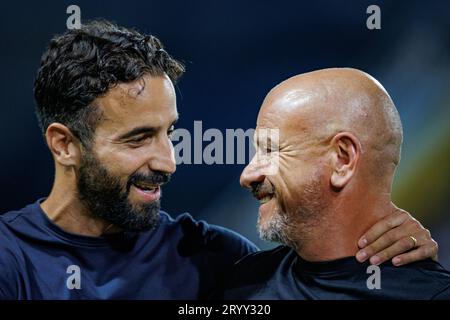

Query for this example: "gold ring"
[409,236,418,248]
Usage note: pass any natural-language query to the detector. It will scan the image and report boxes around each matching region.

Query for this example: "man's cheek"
[277,186,301,217]
[273,189,288,216]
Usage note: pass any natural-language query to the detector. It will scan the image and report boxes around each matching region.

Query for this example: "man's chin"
[257,218,272,242]
[128,198,161,212]
[116,212,160,232]
[100,200,161,232]
[257,212,290,244]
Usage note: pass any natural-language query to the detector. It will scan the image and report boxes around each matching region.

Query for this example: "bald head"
[241,68,404,255]
[260,68,403,180]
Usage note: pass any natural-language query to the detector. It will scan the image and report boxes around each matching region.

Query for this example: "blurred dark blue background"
[1,1,449,267]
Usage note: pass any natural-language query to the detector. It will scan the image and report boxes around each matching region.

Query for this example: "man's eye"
[127,137,147,146]
[134,137,147,142]
[257,144,271,153]
[258,145,278,154]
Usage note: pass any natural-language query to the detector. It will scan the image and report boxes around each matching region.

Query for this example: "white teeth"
[134,183,156,192]
[259,196,272,204]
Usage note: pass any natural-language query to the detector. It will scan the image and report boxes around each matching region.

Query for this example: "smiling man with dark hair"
[0,21,440,299]
[0,20,257,299]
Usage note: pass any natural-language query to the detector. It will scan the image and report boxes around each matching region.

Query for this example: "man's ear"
[45,123,82,167]
[329,132,361,190]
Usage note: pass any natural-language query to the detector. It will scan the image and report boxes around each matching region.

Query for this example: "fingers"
[358,209,410,249]
[356,217,418,263]
[355,212,439,266]
[365,233,421,266]
[391,241,439,266]
[355,207,439,266]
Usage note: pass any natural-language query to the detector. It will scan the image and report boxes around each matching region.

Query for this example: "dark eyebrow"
[117,117,179,141]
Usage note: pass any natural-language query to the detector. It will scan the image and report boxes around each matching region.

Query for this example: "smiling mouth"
[255,192,275,204]
[132,181,160,192]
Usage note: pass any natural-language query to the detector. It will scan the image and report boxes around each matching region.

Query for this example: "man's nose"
[240,157,266,189]
[149,136,176,174]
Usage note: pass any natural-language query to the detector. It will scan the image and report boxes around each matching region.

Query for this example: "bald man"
[217,68,450,299]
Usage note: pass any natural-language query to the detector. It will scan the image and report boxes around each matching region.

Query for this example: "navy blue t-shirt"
[217,246,450,300]
[0,200,258,299]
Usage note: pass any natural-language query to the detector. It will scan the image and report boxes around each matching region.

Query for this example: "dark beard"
[77,150,170,232]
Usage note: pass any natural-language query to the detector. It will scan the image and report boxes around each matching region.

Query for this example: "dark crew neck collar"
[293,251,371,275]
[34,198,140,248]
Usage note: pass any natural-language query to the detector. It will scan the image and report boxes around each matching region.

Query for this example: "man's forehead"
[115,77,147,99]
[97,79,152,110]
[267,86,314,107]
[256,99,303,130]
[97,76,174,114]
[91,76,177,137]
[255,96,322,146]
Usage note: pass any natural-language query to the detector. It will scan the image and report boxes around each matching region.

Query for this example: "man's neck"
[294,190,396,262]
[41,168,121,237]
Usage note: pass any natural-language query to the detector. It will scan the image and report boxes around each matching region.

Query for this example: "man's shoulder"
[227,245,292,280]
[211,246,291,299]
[431,284,450,300]
[235,245,292,265]
[158,211,259,257]
[0,201,45,244]
[0,202,35,242]
[0,205,31,299]
[392,259,450,281]
[0,204,32,225]
[380,259,450,299]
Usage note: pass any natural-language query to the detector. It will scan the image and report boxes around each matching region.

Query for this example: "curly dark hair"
[34,20,185,146]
